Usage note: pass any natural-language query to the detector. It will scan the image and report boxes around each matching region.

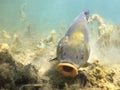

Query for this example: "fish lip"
[57,63,78,77]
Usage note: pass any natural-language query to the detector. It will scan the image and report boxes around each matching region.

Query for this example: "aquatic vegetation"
[33,47,47,57]
[19,3,27,23]
[0,43,41,90]
[0,0,120,89]
[36,40,46,49]
[2,30,11,39]
[0,5,119,89]
[88,14,120,64]
[24,23,33,38]
[0,43,9,52]
[88,14,118,47]
[10,34,22,53]
[46,60,119,90]
[88,14,112,36]
[79,61,115,89]
[0,23,119,89]
[19,2,33,39]
[44,30,58,45]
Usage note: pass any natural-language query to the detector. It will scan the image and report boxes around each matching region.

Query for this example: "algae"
[0,14,120,90]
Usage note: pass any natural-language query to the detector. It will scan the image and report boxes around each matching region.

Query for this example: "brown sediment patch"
[45,60,120,90]
[0,42,120,90]
[0,43,48,90]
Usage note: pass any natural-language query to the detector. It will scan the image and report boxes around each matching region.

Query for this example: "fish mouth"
[57,63,78,77]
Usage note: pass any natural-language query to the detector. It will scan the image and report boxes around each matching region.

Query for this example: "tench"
[56,10,90,77]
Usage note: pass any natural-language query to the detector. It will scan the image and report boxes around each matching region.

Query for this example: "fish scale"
[56,10,90,77]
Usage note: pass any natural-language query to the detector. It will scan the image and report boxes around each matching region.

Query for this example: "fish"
[52,10,90,77]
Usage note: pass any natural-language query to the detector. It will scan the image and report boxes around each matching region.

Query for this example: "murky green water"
[0,1,120,89]
[0,0,120,34]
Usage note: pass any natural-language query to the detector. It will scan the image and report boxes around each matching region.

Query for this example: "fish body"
[56,10,90,77]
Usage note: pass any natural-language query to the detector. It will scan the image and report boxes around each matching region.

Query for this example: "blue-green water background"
[0,0,120,34]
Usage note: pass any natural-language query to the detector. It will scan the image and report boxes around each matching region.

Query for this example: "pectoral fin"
[49,57,57,62]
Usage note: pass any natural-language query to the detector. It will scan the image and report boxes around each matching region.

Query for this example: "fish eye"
[84,10,89,16]
[83,9,89,20]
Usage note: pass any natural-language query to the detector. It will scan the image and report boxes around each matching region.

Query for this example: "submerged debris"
[44,30,58,45]
[10,34,22,53]
[0,43,49,90]
[79,61,116,89]
[0,13,120,90]
[89,14,120,48]
[45,60,118,90]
